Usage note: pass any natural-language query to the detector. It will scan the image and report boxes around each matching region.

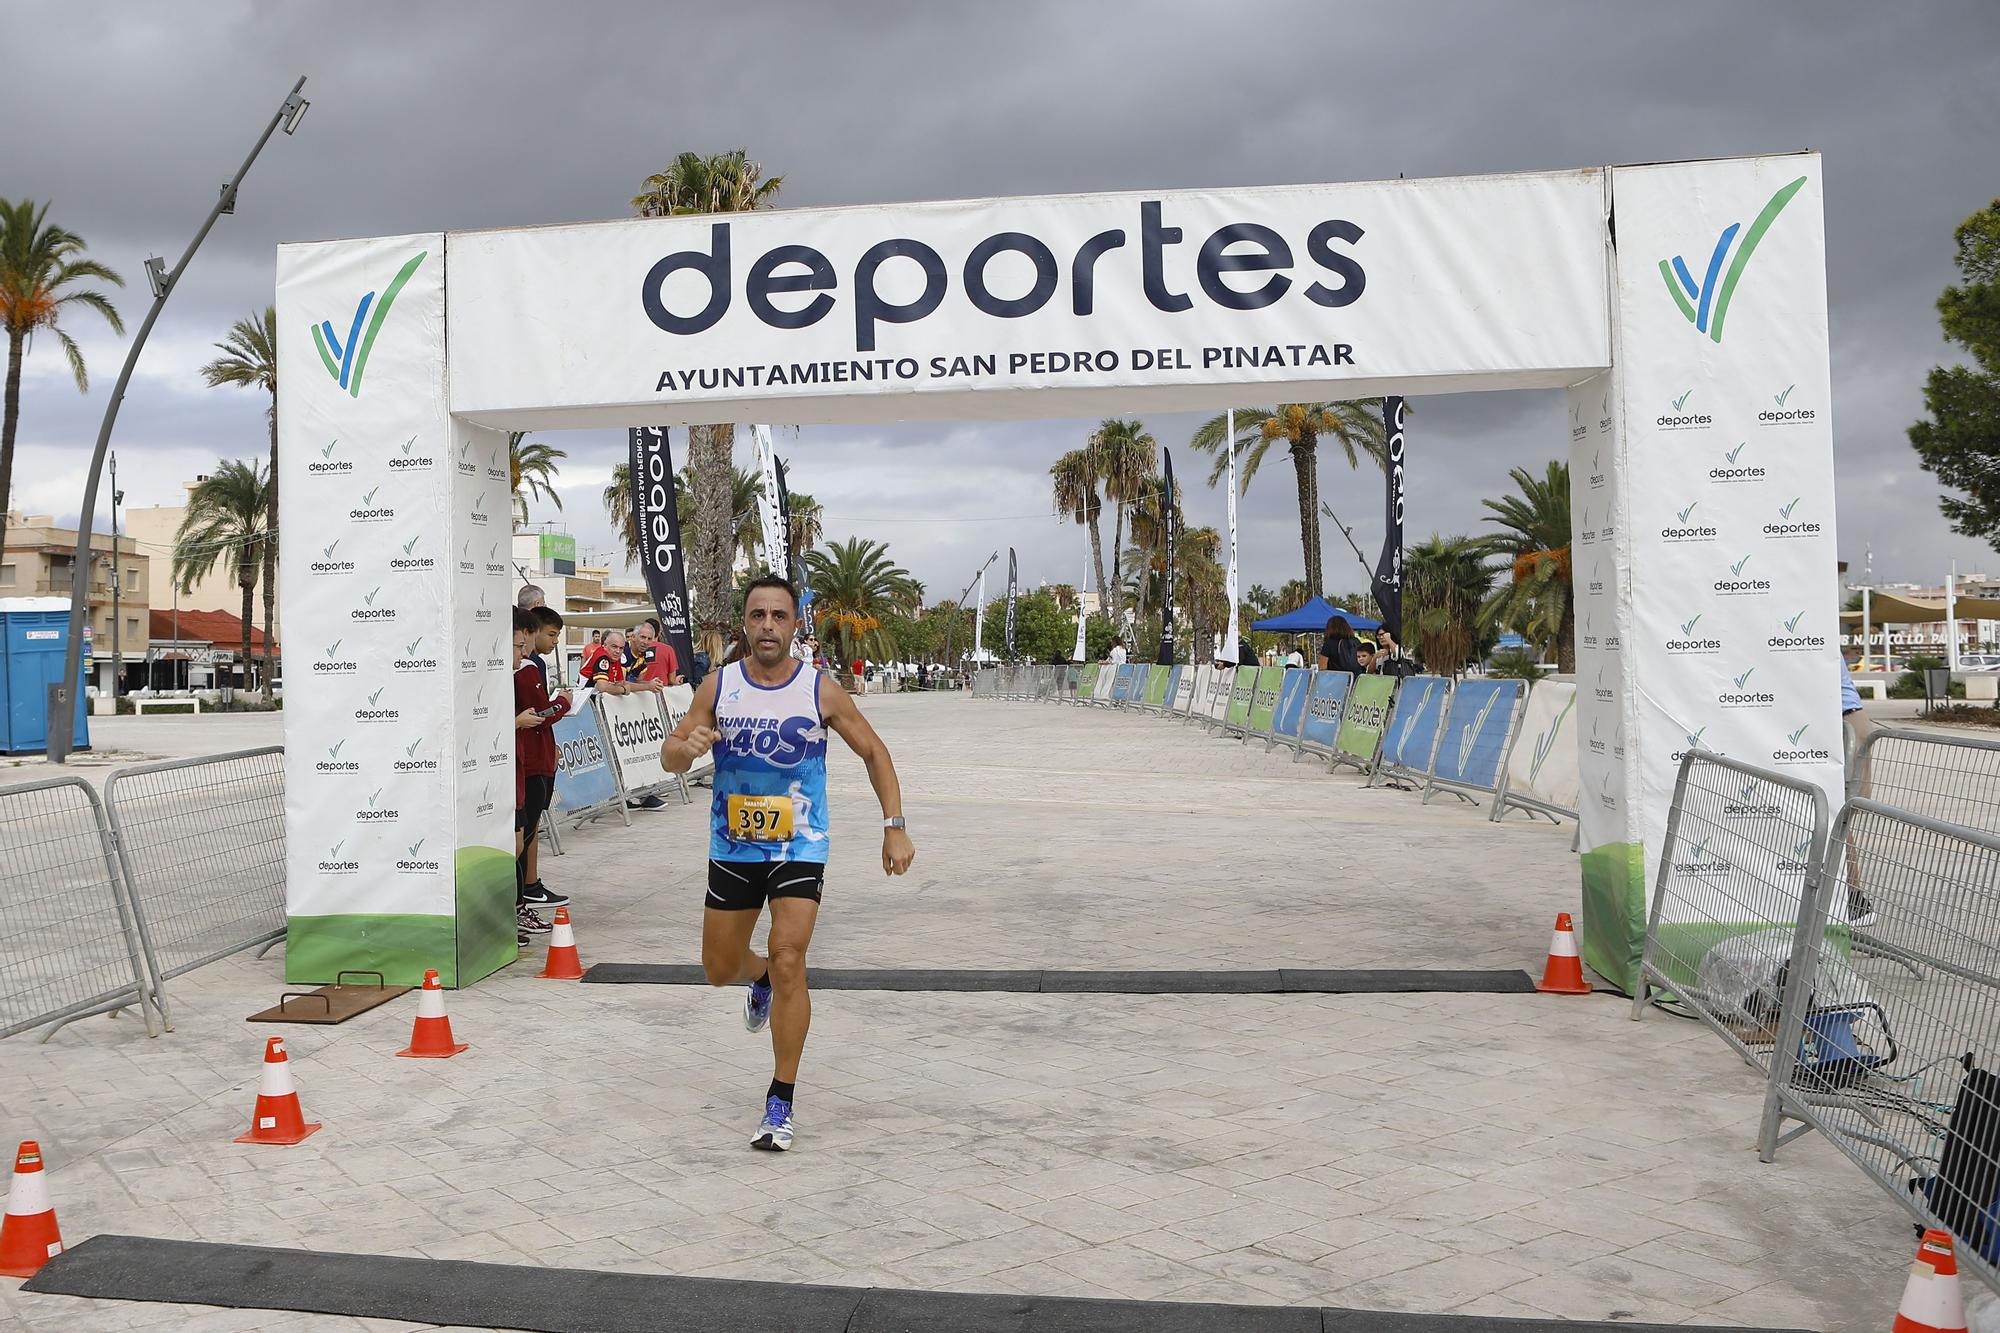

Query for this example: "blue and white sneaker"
[744,978,773,1033]
[751,1096,795,1151]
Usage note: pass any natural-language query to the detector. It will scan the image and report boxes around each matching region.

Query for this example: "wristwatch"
[882,817,906,830]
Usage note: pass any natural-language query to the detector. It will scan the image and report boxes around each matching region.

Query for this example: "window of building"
[0,563,14,586]
[127,618,140,637]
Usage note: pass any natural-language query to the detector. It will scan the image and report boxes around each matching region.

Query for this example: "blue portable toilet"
[0,598,91,755]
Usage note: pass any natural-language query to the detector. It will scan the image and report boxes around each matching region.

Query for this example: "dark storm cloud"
[4,0,1996,595]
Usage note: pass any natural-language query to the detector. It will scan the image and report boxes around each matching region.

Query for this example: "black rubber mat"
[26,1236,1809,1332]
[580,964,1537,994]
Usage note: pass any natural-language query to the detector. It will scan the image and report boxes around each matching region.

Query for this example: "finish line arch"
[276,152,1839,992]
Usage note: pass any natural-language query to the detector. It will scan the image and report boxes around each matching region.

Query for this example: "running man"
[661,574,915,1151]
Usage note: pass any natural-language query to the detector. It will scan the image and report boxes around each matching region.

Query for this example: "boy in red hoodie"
[513,608,571,943]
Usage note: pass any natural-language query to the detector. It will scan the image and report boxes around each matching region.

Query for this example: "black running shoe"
[521,882,570,908]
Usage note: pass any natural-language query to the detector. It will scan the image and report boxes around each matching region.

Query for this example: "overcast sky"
[5,0,1997,601]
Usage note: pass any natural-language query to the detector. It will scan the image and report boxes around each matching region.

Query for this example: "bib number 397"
[728,794,794,841]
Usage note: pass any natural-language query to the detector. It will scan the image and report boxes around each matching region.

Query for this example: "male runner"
[661,574,915,1151]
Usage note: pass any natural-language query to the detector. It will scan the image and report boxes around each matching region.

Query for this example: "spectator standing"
[513,610,570,943]
[521,607,572,908]
[1373,626,1418,678]
[1318,617,1361,674]
[517,584,546,611]
[1107,639,1128,667]
[626,617,682,687]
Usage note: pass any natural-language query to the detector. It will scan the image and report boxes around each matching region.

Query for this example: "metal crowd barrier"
[103,747,287,989]
[0,776,164,1042]
[1849,726,2000,835]
[1370,675,1452,789]
[1760,798,2000,1294]
[1631,750,1831,1076]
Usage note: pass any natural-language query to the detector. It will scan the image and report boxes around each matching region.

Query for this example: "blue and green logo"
[1660,177,1807,343]
[311,251,427,397]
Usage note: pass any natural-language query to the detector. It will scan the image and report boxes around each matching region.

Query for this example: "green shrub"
[1889,655,1967,700]
[1486,650,1546,682]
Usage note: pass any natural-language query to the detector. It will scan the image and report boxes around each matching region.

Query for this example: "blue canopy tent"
[1250,596,1381,634]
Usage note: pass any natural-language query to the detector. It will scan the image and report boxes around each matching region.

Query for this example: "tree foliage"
[1910,198,2000,550]
[200,306,279,700]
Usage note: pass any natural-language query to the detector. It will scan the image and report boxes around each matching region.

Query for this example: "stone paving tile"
[0,696,1924,1331]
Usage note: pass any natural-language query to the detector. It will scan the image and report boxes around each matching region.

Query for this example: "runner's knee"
[767,939,807,989]
[701,949,738,986]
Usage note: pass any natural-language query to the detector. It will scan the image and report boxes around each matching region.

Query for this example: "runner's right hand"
[683,724,718,757]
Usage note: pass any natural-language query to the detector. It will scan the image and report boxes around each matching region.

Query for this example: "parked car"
[1958,653,2000,672]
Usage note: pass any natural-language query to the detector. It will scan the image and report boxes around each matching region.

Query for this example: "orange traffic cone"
[234,1036,322,1145]
[1893,1229,1967,1333]
[0,1141,63,1278]
[538,907,585,980]
[396,968,468,1058]
[1536,912,1593,995]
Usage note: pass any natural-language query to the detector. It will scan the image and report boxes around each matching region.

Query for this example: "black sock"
[755,970,770,988]
[768,1079,794,1103]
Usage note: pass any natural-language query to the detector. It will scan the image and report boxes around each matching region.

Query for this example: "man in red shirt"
[514,608,572,940]
[627,617,683,686]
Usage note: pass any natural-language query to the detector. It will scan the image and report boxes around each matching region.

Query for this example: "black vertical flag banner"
[774,456,814,639]
[1370,397,1406,634]
[1157,448,1178,664]
[628,427,697,677]
[1004,548,1018,660]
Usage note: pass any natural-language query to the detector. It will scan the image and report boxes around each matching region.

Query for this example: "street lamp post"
[109,451,123,702]
[46,76,308,762]
[941,551,999,682]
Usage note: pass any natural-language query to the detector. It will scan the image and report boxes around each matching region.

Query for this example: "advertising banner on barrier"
[1092,666,1116,702]
[1078,664,1099,699]
[1502,680,1581,816]
[1272,668,1311,743]
[447,173,1610,429]
[550,700,619,815]
[1112,663,1136,702]
[1430,678,1523,791]
[1376,675,1451,777]
[1223,666,1258,731]
[1168,665,1191,713]
[1247,666,1284,736]
[1300,671,1352,751]
[598,691,672,793]
[1334,674,1396,767]
[1143,664,1171,709]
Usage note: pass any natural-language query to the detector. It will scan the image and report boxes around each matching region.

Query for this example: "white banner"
[1576,153,1840,989]
[749,423,787,575]
[1503,680,1581,815]
[446,172,1611,429]
[598,690,673,793]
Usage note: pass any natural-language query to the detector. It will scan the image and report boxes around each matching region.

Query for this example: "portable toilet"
[0,598,91,754]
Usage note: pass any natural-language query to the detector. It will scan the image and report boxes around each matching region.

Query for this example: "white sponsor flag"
[750,423,787,576]
[1223,409,1240,664]
[973,568,986,661]
[1073,548,1090,663]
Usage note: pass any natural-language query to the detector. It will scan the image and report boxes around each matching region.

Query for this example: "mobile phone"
[535,705,562,718]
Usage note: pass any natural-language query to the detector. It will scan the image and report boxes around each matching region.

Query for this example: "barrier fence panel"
[0,776,161,1042]
[1297,670,1353,759]
[1330,674,1397,773]
[549,700,627,827]
[1201,666,1233,728]
[1243,666,1285,745]
[1494,680,1582,823]
[598,690,684,804]
[1423,678,1527,806]
[1076,663,1100,704]
[1370,675,1451,789]
[1091,664,1117,705]
[1142,664,1172,712]
[1108,663,1134,705]
[972,667,997,697]
[1268,668,1312,752]
[1220,666,1258,737]
[1758,798,2000,1295]
[1849,726,2000,835]
[1171,664,1198,718]
[103,747,287,989]
[1630,751,1830,1080]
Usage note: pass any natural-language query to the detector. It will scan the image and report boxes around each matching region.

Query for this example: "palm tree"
[1,199,124,555]
[509,431,566,527]
[1189,401,1385,595]
[1478,460,1574,670]
[173,460,271,692]
[632,151,784,655]
[783,489,823,562]
[1049,448,1109,611]
[803,537,920,669]
[199,307,278,700]
[1404,534,1494,675]
[1123,472,1185,627]
[1089,419,1157,627]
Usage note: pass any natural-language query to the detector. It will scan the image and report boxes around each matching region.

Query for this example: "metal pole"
[1947,564,1960,673]
[47,75,307,762]
[941,551,996,679]
[1860,585,1871,674]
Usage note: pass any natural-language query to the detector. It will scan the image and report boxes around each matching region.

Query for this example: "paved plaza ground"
[1,693,1936,1330]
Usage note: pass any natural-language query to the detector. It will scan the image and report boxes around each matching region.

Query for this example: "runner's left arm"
[819,675,915,875]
